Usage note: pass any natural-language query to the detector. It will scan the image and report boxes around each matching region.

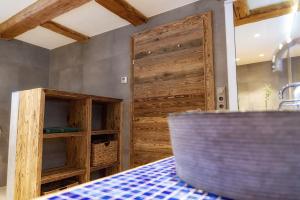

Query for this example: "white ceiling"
[0,0,36,22]
[1,0,300,57]
[52,1,130,37]
[16,26,75,50]
[235,11,300,65]
[0,0,198,49]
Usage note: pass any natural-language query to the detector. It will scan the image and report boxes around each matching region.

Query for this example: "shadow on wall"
[0,125,8,186]
[0,101,10,186]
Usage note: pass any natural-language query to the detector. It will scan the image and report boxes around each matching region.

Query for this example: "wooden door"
[132,12,215,167]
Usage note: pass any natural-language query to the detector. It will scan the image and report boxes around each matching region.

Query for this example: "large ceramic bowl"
[168,111,300,200]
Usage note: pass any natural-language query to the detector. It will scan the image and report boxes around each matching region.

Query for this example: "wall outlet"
[217,86,227,110]
[121,76,128,84]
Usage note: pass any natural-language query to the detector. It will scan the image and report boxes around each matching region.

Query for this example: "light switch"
[121,76,128,84]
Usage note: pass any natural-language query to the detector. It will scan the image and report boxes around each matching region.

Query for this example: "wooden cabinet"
[7,88,122,200]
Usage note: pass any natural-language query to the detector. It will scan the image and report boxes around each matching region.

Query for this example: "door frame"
[224,0,238,111]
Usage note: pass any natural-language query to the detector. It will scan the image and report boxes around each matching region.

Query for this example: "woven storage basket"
[91,140,118,167]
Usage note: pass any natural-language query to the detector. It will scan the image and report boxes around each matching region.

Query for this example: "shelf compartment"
[41,167,85,184]
[92,130,119,136]
[44,97,88,134]
[41,177,79,196]
[90,162,119,172]
[43,132,86,139]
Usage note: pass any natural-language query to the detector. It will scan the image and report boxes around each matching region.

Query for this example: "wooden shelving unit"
[7,88,123,200]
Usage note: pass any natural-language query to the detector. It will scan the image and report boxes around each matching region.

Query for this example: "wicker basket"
[91,140,118,167]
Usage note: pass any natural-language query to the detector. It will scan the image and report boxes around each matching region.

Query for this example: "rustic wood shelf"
[8,88,122,199]
[41,167,85,184]
[92,130,119,136]
[90,162,119,172]
[43,132,86,139]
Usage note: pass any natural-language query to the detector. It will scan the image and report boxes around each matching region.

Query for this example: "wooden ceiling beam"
[95,0,148,26]
[41,21,90,42]
[235,1,300,26]
[234,0,250,19]
[0,0,91,40]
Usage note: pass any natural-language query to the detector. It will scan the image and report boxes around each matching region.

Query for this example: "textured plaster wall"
[0,40,49,186]
[49,0,228,170]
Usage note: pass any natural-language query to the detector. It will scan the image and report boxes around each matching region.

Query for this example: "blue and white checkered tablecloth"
[41,157,232,200]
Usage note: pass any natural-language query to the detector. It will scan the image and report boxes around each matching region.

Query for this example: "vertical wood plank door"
[132,12,215,167]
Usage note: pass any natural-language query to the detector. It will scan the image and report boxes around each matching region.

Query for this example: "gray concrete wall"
[0,40,49,186]
[49,0,228,170]
[237,57,300,111]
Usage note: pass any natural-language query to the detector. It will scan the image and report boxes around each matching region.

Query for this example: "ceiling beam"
[95,0,148,26]
[0,0,91,39]
[235,1,299,26]
[41,21,90,42]
[233,0,250,19]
